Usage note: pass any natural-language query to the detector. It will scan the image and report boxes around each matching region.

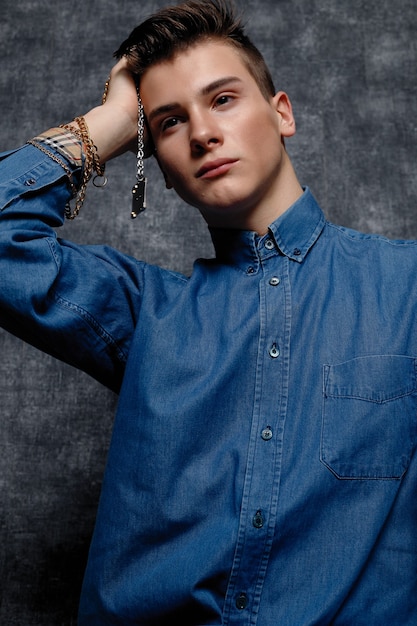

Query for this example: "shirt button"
[246,266,255,274]
[24,178,36,186]
[265,239,275,250]
[236,593,248,610]
[269,276,280,286]
[261,427,273,441]
[269,343,280,358]
[253,510,264,528]
[293,248,301,256]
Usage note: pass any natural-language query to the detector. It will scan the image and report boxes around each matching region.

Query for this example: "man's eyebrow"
[200,75,243,96]
[147,76,243,124]
[148,103,181,125]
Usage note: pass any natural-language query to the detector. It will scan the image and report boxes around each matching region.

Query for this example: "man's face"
[140,40,296,229]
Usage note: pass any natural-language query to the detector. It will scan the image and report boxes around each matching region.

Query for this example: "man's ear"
[272,91,296,139]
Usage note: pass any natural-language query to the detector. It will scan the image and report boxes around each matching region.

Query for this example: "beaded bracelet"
[27,127,86,219]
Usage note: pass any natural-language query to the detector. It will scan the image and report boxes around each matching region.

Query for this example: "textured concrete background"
[0,0,416,623]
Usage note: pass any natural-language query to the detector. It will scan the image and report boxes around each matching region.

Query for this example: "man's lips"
[196,158,238,179]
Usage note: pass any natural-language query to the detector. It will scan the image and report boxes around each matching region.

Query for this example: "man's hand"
[83,58,150,163]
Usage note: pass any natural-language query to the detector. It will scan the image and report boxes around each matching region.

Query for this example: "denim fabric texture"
[1,145,416,625]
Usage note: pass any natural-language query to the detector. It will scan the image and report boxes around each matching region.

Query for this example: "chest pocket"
[321,355,417,479]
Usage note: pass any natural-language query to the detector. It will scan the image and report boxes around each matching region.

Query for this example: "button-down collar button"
[253,510,264,528]
[269,343,279,358]
[261,427,273,441]
[269,276,280,286]
[236,593,248,610]
[246,266,255,274]
[293,248,301,256]
[265,238,275,250]
[24,178,36,186]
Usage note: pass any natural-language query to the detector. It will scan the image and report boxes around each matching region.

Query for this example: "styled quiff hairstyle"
[114,0,276,101]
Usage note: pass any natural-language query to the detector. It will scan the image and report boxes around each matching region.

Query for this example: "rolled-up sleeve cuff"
[0,144,82,222]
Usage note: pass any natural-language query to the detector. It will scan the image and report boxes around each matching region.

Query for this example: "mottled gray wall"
[0,0,416,623]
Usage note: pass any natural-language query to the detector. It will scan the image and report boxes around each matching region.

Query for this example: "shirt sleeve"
[0,144,144,393]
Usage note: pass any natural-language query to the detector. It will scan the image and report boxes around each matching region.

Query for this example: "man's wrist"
[83,104,138,163]
[30,127,83,169]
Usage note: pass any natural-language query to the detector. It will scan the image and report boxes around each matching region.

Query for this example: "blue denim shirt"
[1,145,417,625]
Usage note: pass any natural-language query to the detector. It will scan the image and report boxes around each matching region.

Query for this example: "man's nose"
[189,111,223,154]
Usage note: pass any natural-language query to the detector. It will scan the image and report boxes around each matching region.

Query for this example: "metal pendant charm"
[131,178,147,218]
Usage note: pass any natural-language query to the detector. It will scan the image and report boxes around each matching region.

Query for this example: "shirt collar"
[209,187,326,270]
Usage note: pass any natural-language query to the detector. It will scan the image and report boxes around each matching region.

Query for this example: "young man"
[1,1,416,624]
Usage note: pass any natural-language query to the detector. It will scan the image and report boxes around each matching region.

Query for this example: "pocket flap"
[324,355,416,403]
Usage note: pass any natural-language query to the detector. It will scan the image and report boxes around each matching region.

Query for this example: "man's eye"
[215,95,232,106]
[161,117,180,131]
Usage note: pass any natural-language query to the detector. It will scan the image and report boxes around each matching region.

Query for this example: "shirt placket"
[223,237,291,625]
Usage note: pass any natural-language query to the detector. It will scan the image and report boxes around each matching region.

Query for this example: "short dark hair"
[114,0,276,100]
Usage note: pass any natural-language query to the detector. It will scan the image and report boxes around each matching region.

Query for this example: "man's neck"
[205,154,303,235]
